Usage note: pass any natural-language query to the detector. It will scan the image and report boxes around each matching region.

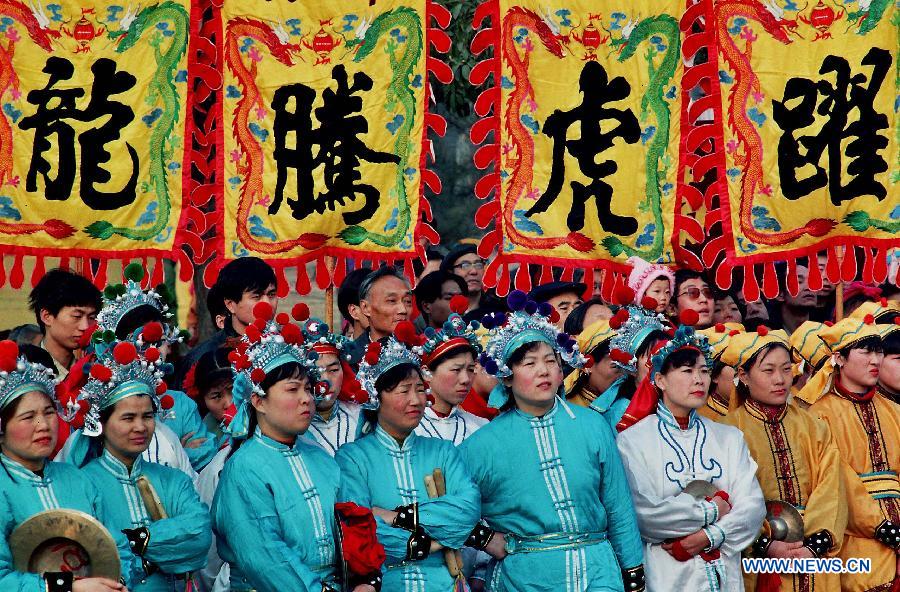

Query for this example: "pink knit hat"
[627,257,676,304]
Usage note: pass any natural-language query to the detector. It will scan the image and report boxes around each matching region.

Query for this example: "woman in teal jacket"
[459,292,646,592]
[211,302,382,592]
[336,323,481,592]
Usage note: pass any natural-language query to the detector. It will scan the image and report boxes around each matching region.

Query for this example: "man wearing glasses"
[672,269,715,328]
[440,244,505,322]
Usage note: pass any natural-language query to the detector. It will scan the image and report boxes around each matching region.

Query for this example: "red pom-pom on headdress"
[252,318,268,331]
[113,341,138,365]
[613,285,636,306]
[610,348,633,364]
[864,314,875,325]
[292,303,310,322]
[714,323,726,333]
[245,325,262,343]
[449,295,469,316]
[0,340,19,372]
[251,368,266,383]
[144,347,160,363]
[276,312,290,325]
[881,298,888,306]
[281,323,303,345]
[679,309,699,327]
[364,342,382,366]
[824,321,834,327]
[141,322,164,343]
[156,381,168,396]
[757,326,770,337]
[90,365,112,382]
[609,309,630,330]
[160,394,175,410]
[253,301,274,322]
[394,320,418,346]
[641,296,659,311]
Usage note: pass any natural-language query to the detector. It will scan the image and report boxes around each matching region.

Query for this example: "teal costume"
[336,426,481,592]
[82,450,210,591]
[211,429,341,592]
[159,389,217,470]
[460,401,644,592]
[0,454,143,590]
[589,376,632,433]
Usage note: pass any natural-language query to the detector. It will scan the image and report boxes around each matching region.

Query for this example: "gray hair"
[358,266,410,302]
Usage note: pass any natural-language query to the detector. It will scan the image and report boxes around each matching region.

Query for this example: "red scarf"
[834,377,877,402]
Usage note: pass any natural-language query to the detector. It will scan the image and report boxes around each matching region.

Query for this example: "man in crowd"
[28,268,102,378]
[440,244,504,320]
[529,281,585,329]
[355,266,413,349]
[767,264,820,334]
[413,270,467,331]
[337,266,371,340]
[173,256,278,388]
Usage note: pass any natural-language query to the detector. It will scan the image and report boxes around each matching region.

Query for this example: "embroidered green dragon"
[85,1,188,242]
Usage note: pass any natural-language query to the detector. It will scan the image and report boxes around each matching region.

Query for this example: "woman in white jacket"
[617,324,765,592]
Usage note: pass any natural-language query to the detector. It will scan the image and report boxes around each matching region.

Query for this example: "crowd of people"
[0,247,899,592]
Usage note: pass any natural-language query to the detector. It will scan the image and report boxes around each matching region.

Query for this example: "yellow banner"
[221,0,436,264]
[474,0,686,277]
[711,0,898,262]
[0,0,192,257]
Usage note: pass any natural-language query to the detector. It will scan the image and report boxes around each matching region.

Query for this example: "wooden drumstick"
[424,473,463,578]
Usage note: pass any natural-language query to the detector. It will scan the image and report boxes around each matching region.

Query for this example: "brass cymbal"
[682,480,718,500]
[10,509,120,580]
[765,500,804,543]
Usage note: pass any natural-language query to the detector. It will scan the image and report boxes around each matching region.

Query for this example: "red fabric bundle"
[334,502,386,575]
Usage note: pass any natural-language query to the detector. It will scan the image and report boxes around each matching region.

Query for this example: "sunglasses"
[677,287,713,301]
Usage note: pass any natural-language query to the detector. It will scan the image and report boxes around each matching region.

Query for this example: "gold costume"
[724,400,846,592]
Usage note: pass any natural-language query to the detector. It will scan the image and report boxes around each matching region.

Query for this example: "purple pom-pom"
[495,312,507,326]
[537,302,552,317]
[479,353,490,367]
[481,315,495,329]
[524,301,538,315]
[556,333,569,346]
[507,290,528,312]
[484,359,499,375]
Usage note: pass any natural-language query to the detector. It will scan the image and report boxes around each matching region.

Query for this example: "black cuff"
[348,570,383,592]
[465,523,495,550]
[45,572,73,592]
[751,533,772,558]
[803,529,833,557]
[622,565,645,591]
[392,503,418,532]
[405,526,432,562]
[123,526,151,556]
[875,520,900,550]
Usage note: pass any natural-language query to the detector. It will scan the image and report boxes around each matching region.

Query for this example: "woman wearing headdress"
[211,302,384,592]
[798,318,900,591]
[788,321,830,400]
[616,323,765,592]
[459,290,645,592]
[721,327,845,592]
[696,323,744,421]
[563,319,621,411]
[415,300,488,445]
[0,340,139,592]
[301,313,367,456]
[335,321,481,592]
[182,347,234,448]
[92,263,217,471]
[598,286,671,432]
[71,337,212,591]
[415,304,491,589]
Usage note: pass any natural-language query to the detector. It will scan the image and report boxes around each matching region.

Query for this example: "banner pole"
[325,257,336,328]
